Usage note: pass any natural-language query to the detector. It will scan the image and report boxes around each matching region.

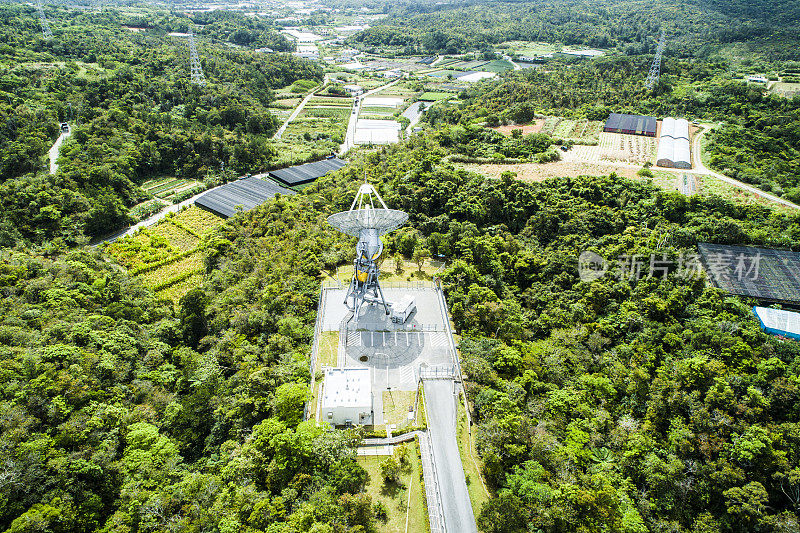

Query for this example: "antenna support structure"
[328,182,408,319]
[645,29,666,90]
[37,1,53,39]
[188,29,206,86]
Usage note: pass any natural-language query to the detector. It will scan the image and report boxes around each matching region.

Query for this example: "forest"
[351,0,800,59]
[0,4,320,244]
[2,128,800,531]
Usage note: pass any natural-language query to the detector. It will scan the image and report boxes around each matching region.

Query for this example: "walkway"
[49,125,71,174]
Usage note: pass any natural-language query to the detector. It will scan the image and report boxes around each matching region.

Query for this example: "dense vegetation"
[341,137,800,532]
[0,4,320,244]
[351,0,800,59]
[2,0,800,532]
[0,195,387,532]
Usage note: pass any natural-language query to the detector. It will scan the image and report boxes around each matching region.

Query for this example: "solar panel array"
[268,157,347,186]
[698,243,800,304]
[194,177,295,218]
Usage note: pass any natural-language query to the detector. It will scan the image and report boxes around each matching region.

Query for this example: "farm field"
[418,91,451,101]
[563,132,656,165]
[478,59,514,72]
[498,40,559,56]
[105,205,223,302]
[539,118,603,141]
[142,177,204,201]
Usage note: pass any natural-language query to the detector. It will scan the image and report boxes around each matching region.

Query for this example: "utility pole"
[188,28,206,86]
[37,1,53,39]
[645,29,666,90]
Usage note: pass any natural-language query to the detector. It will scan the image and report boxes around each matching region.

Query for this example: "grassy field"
[315,331,339,372]
[499,40,558,56]
[382,390,417,427]
[457,393,491,520]
[325,258,446,285]
[105,205,223,302]
[357,442,430,533]
[478,59,513,72]
[418,92,451,101]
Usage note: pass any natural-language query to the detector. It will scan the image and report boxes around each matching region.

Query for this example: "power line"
[37,1,53,40]
[645,29,666,90]
[188,28,206,86]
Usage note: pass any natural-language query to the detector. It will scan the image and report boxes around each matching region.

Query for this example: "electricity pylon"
[188,29,206,86]
[37,1,53,39]
[645,29,666,90]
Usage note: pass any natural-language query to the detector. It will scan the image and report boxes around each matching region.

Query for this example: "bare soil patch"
[460,160,640,181]
[490,120,545,135]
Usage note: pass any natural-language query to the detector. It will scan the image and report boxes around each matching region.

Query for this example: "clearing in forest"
[104,205,222,302]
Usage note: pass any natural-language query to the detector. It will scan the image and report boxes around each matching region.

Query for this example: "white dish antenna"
[327,183,408,237]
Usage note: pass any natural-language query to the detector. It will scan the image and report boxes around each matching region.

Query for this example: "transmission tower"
[645,29,666,90]
[37,1,53,40]
[188,29,206,86]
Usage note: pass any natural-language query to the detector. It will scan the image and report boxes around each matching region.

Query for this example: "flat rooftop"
[321,367,372,408]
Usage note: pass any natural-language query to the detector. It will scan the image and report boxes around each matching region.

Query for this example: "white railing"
[304,286,327,421]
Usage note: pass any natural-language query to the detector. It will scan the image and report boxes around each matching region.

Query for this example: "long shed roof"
[604,113,657,135]
[698,243,800,305]
[194,177,295,218]
[268,157,347,186]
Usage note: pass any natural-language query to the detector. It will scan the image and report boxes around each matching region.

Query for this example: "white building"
[321,367,373,426]
[343,84,364,95]
[656,117,691,169]
[391,295,416,323]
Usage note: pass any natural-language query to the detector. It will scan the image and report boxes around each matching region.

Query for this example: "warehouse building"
[321,367,373,427]
[194,177,294,218]
[656,117,691,169]
[603,113,657,137]
[753,306,800,340]
[268,156,347,187]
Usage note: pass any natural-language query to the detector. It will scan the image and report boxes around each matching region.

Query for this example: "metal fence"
[321,279,436,290]
[419,364,457,381]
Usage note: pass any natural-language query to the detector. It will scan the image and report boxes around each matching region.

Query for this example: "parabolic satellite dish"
[328,183,408,317]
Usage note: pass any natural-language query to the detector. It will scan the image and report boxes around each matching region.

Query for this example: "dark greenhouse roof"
[194,177,295,218]
[698,243,800,305]
[268,157,348,186]
[603,113,657,136]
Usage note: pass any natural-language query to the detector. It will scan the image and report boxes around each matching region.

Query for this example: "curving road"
[691,127,799,210]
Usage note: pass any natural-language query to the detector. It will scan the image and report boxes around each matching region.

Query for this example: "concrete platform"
[319,287,446,331]
[317,284,456,424]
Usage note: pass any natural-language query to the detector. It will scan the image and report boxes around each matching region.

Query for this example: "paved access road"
[424,379,478,533]
[49,125,71,174]
[339,78,402,155]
